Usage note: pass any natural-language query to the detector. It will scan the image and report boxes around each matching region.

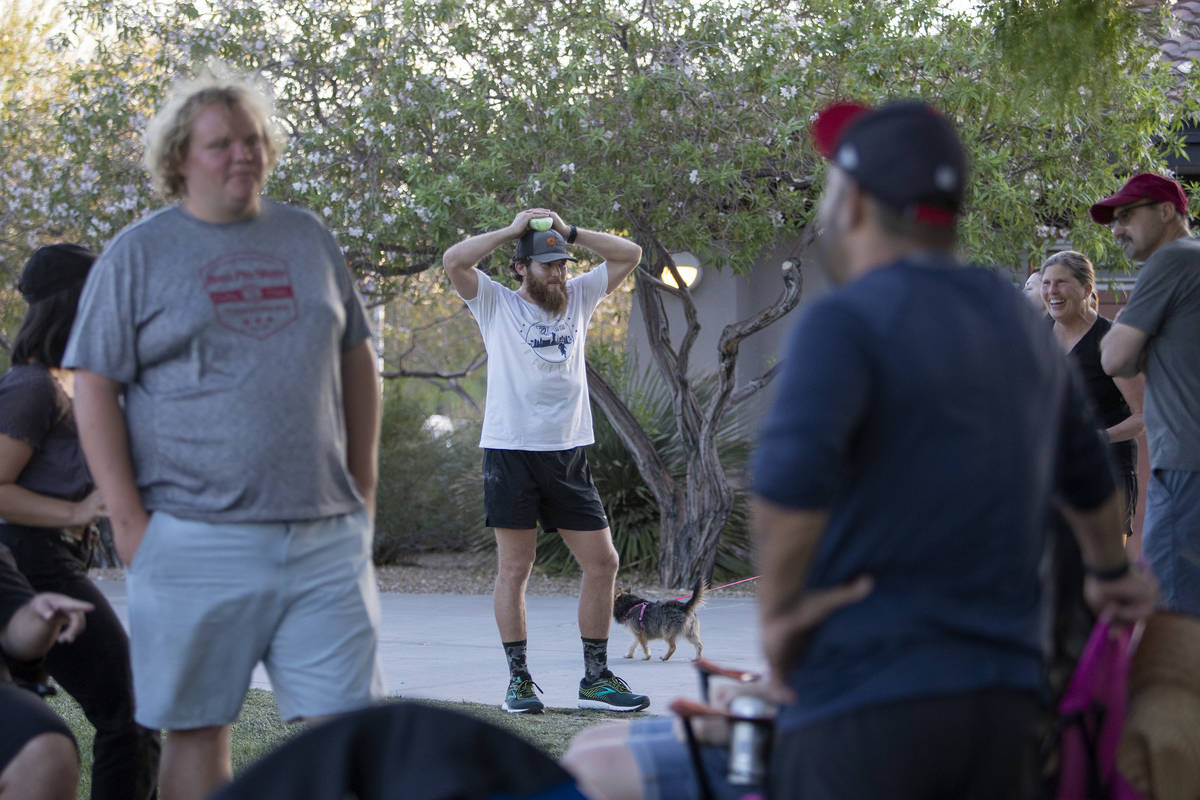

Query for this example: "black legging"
[0,525,159,800]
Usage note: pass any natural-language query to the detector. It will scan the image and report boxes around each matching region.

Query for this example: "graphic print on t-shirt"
[521,318,575,363]
[200,251,298,339]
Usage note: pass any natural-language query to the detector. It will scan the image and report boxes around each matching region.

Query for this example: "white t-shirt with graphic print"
[463,263,609,450]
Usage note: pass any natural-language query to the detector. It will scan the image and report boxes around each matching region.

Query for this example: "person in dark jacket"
[0,243,159,799]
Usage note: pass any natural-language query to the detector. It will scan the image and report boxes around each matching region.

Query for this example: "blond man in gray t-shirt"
[64,67,384,800]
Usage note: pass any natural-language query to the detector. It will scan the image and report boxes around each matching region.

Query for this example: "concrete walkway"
[94,579,766,715]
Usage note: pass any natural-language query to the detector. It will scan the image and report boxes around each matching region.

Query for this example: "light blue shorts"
[127,509,384,729]
[629,717,750,800]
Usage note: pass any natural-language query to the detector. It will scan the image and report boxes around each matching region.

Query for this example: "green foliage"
[8,0,1193,290]
[374,380,484,561]
[986,0,1147,107]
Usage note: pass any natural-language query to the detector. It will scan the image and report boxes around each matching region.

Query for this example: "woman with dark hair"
[1041,250,1144,534]
[0,244,159,800]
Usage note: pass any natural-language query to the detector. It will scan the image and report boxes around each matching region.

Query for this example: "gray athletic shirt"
[63,201,373,522]
[1119,236,1200,471]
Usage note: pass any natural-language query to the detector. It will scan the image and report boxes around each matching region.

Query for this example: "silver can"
[726,695,771,786]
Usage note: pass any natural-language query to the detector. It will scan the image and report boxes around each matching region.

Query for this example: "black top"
[0,364,92,503]
[1067,316,1136,476]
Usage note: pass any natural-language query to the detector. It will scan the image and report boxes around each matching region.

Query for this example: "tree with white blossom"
[2,0,1197,583]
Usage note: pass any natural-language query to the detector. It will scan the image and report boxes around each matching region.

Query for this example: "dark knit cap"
[18,244,96,303]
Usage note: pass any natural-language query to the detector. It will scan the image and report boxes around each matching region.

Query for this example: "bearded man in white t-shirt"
[443,208,647,714]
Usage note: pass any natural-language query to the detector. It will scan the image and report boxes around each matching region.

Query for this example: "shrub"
[373,382,485,561]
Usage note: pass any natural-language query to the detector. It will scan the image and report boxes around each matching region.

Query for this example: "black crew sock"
[582,637,609,683]
[503,639,530,680]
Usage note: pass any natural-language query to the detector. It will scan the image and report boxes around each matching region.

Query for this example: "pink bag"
[1056,617,1145,800]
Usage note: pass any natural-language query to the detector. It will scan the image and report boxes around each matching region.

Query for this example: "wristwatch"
[1083,560,1132,581]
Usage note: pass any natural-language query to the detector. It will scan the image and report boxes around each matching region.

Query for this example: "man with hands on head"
[0,545,93,800]
[443,208,648,714]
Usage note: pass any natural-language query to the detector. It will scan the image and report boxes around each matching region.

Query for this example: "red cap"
[810,101,871,159]
[809,99,966,227]
[1089,172,1189,224]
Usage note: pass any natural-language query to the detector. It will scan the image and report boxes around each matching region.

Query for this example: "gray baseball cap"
[515,229,577,263]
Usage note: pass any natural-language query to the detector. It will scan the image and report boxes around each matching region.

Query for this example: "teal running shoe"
[502,675,545,714]
[577,671,650,712]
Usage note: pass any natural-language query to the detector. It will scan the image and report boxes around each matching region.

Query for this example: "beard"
[526,271,568,315]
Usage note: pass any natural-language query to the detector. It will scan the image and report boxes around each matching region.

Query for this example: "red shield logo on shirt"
[200,252,297,339]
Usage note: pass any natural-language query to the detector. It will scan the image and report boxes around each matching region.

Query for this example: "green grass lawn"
[48,689,628,798]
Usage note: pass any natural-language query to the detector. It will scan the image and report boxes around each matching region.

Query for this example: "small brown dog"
[612,578,706,661]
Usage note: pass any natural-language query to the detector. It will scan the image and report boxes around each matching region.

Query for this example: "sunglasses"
[1109,200,1160,228]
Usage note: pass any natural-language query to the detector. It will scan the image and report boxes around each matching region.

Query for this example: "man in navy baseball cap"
[752,99,1154,799]
[811,99,967,229]
[805,100,969,284]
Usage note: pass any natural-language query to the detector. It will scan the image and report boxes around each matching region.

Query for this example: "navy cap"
[811,99,967,226]
[18,244,96,303]
[515,229,577,264]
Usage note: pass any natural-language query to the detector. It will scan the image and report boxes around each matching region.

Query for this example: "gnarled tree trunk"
[588,229,809,586]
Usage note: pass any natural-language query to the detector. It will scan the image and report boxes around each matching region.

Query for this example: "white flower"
[561,162,576,174]
[689,169,699,184]
[348,226,363,238]
[612,200,621,211]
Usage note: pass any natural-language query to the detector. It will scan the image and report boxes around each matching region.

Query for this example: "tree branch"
[705,227,811,435]
[379,350,486,380]
[586,362,678,510]
[728,362,780,409]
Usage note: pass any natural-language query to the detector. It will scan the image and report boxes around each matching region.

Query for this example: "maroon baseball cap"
[1088,172,1189,224]
[810,99,967,226]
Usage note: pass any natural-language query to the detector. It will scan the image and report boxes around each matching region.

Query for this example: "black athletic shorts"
[482,447,608,533]
[0,683,77,773]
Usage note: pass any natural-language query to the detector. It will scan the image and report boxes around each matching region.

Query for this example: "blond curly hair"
[142,62,285,201]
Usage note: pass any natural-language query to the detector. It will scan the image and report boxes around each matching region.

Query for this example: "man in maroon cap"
[1095,173,1200,617]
